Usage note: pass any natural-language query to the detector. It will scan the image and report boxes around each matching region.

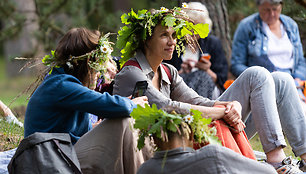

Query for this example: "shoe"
[276,157,303,174]
[298,159,306,172]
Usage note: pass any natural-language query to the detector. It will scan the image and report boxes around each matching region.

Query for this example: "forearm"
[190,104,225,120]
[0,101,14,116]
[206,69,217,83]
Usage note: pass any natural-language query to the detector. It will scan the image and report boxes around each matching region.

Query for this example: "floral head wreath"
[131,104,221,150]
[42,33,114,75]
[116,3,210,67]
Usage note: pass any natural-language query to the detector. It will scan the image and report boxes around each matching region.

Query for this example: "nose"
[168,36,176,46]
[267,9,276,16]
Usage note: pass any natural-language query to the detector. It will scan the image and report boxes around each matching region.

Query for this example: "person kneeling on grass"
[132,105,277,174]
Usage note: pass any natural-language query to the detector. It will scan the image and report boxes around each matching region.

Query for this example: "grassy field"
[0,58,296,159]
[0,58,35,151]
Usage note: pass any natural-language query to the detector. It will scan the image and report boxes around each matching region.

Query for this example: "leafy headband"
[116,4,210,67]
[42,33,113,75]
[131,104,221,150]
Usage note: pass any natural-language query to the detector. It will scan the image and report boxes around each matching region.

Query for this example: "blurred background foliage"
[0,0,305,57]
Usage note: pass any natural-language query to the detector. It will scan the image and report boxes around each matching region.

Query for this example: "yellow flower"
[160,7,168,12]
[182,2,188,8]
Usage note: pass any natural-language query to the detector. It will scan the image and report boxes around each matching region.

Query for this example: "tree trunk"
[4,0,43,77]
[199,0,232,65]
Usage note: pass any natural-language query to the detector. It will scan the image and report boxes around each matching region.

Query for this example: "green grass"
[0,58,35,151]
[0,58,36,108]
[0,119,24,151]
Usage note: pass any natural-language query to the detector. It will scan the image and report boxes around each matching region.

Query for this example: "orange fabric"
[223,80,234,89]
[193,106,256,160]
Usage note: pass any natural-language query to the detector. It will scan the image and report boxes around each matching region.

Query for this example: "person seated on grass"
[112,5,306,174]
[132,105,277,174]
[230,0,306,121]
[0,100,23,127]
[24,27,148,145]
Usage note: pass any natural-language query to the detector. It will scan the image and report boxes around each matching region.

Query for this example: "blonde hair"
[184,2,212,31]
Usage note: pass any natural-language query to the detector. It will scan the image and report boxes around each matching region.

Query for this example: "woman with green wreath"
[24,28,148,144]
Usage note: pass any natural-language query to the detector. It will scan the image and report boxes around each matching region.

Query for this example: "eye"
[161,32,168,37]
[172,32,177,39]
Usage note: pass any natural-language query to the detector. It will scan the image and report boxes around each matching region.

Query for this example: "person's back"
[138,145,276,174]
[134,106,277,174]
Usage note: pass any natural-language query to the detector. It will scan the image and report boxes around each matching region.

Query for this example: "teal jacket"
[24,68,136,144]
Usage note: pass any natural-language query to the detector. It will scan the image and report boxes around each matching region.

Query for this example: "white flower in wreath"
[100,45,110,53]
[160,7,168,12]
[183,115,194,124]
[182,2,188,8]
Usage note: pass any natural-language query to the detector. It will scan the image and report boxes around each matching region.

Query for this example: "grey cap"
[256,0,282,5]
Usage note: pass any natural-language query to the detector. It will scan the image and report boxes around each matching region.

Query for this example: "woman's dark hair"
[55,27,101,83]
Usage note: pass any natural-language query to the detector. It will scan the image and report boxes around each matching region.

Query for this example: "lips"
[165,48,174,52]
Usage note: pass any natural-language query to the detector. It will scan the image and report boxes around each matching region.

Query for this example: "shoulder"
[117,63,146,80]
[40,73,86,97]
[161,62,178,76]
[45,73,82,87]
[137,160,157,174]
[235,13,259,34]
[280,14,298,29]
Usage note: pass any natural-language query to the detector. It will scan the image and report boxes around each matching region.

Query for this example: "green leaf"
[163,15,176,27]
[191,23,210,38]
[180,27,192,38]
[137,9,147,19]
[121,13,129,24]
[137,132,146,149]
[116,26,133,49]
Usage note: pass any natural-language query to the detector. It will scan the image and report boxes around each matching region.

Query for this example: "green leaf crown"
[116,4,210,67]
[42,33,114,75]
[130,104,221,150]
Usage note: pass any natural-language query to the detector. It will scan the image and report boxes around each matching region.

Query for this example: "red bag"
[194,106,256,160]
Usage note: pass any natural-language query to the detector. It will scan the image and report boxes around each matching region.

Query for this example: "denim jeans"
[218,66,306,156]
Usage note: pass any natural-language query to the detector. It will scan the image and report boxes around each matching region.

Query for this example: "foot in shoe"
[275,157,303,174]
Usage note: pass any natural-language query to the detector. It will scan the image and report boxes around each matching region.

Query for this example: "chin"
[163,54,173,61]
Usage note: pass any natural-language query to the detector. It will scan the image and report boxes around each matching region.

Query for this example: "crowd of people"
[2,0,306,174]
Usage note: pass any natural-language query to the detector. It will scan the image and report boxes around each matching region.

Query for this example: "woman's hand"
[223,101,244,128]
[179,59,197,74]
[130,96,149,108]
[195,58,211,71]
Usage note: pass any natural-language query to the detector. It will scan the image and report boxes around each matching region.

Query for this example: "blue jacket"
[24,68,136,144]
[231,13,306,80]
